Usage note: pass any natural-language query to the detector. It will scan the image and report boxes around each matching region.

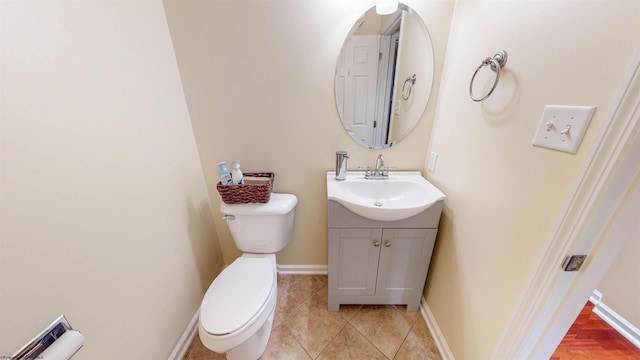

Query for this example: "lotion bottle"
[230,161,244,185]
[217,162,233,185]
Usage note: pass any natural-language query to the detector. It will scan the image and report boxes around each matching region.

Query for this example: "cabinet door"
[376,229,437,299]
[331,228,382,296]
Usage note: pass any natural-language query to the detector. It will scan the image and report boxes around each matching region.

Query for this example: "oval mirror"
[335,3,434,149]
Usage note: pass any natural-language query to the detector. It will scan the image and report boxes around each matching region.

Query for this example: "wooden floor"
[551,302,640,359]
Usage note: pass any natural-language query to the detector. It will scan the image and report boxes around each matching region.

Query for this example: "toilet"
[198,193,297,360]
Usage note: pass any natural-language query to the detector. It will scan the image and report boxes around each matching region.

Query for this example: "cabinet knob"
[373,241,380,247]
[385,241,391,247]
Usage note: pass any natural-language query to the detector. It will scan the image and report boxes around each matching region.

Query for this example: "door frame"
[492,47,640,359]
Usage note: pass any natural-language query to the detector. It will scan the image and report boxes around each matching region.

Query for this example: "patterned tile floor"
[184,274,441,359]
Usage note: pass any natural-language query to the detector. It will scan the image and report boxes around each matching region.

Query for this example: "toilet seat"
[200,256,276,336]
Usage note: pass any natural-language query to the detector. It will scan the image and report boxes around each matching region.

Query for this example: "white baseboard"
[168,308,199,360]
[591,292,640,349]
[589,289,603,305]
[420,297,455,360]
[277,264,328,275]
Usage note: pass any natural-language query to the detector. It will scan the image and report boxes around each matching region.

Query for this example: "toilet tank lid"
[220,193,297,215]
[200,257,275,335]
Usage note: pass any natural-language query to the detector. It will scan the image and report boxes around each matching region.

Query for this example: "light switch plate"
[532,105,596,153]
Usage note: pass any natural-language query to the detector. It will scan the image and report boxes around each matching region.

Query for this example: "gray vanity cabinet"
[327,200,443,312]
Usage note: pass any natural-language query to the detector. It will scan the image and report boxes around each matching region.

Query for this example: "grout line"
[313,283,347,360]
[390,305,418,360]
[348,317,391,359]
[278,275,337,359]
[314,319,349,359]
[345,305,416,360]
[279,303,312,359]
[286,322,313,360]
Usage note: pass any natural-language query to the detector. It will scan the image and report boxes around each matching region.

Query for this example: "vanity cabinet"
[328,200,443,312]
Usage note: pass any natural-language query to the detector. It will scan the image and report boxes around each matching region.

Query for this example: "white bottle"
[230,161,244,185]
[217,162,233,185]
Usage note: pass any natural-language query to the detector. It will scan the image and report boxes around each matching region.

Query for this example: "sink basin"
[326,171,446,221]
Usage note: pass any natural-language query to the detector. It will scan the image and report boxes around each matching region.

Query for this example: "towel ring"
[402,74,417,100]
[469,50,508,102]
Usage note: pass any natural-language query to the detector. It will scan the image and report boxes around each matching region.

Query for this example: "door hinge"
[562,254,587,271]
[373,120,377,128]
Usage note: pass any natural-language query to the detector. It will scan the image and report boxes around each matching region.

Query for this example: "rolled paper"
[40,330,84,360]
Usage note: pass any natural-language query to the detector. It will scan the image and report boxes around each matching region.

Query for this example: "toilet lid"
[200,257,275,336]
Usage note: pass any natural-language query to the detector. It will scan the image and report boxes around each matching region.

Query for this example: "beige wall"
[423,0,640,359]
[163,0,455,265]
[597,227,640,328]
[0,1,224,358]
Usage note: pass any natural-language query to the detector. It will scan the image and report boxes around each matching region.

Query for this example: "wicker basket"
[216,172,274,204]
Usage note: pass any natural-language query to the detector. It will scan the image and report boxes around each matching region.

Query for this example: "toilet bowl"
[198,193,297,360]
[199,254,277,359]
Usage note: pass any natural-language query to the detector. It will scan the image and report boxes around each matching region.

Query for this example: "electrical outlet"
[532,105,595,153]
[428,151,438,173]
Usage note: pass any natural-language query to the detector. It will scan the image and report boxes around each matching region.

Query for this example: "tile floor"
[183,274,442,360]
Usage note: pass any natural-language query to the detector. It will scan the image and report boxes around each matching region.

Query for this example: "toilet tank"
[220,193,298,253]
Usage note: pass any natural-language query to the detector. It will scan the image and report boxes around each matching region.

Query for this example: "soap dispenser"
[335,151,349,180]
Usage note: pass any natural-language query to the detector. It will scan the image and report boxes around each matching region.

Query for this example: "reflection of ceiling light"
[376,1,398,15]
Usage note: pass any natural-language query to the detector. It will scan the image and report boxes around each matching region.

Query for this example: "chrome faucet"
[363,154,395,179]
[335,151,349,180]
[375,154,384,173]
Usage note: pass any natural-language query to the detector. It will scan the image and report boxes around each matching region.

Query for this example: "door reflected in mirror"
[335,3,434,149]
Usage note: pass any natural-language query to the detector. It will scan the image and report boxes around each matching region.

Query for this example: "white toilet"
[198,193,297,360]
